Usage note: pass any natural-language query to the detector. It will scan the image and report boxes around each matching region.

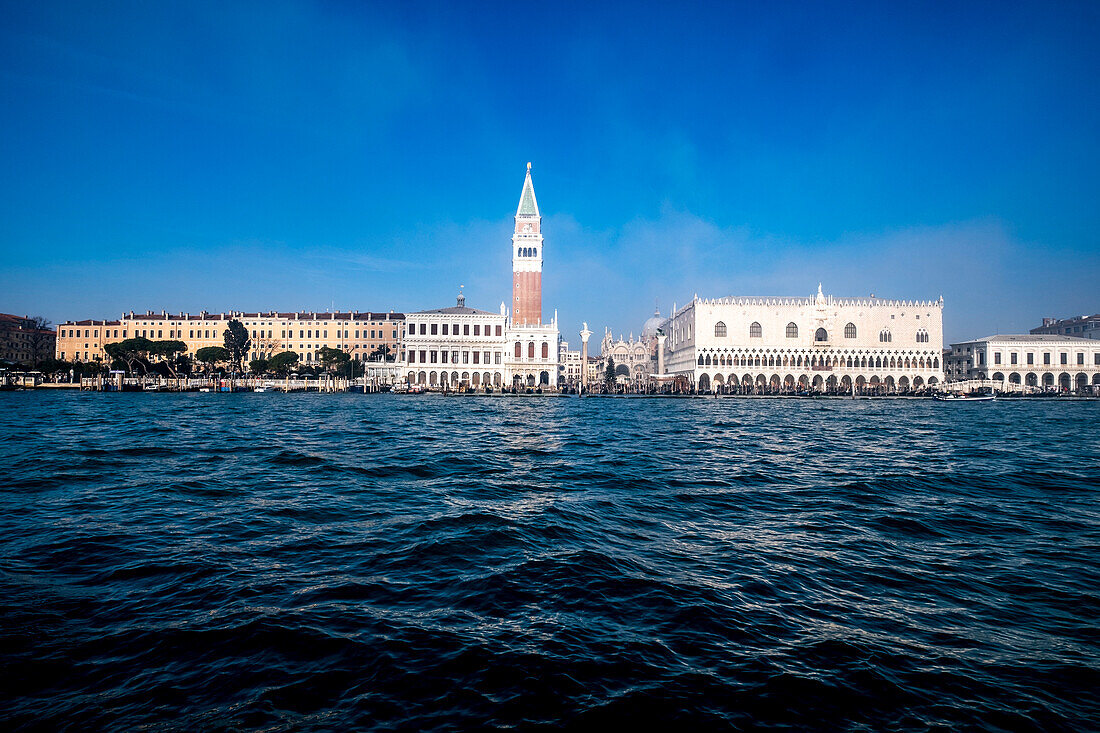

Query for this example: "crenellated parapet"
[698,295,944,309]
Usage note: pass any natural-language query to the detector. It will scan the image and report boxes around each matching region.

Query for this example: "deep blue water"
[1,392,1098,731]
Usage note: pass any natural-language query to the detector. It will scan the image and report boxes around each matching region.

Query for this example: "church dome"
[641,308,665,341]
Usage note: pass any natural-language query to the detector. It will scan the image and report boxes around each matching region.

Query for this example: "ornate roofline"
[693,295,945,309]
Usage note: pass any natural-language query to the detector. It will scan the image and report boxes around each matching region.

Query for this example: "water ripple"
[0,393,1097,730]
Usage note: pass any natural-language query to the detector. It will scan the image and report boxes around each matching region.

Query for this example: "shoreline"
[4,386,1097,401]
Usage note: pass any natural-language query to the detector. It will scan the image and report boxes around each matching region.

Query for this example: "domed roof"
[641,308,665,340]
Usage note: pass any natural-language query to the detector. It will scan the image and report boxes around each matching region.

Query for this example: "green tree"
[267,351,300,376]
[149,340,187,378]
[36,357,68,376]
[195,346,230,373]
[223,319,251,373]
[318,346,351,373]
[104,337,155,374]
[249,358,268,375]
[604,356,616,389]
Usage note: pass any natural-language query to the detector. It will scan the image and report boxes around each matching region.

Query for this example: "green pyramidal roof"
[517,168,539,216]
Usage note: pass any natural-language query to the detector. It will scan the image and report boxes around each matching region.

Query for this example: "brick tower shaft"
[511,163,542,326]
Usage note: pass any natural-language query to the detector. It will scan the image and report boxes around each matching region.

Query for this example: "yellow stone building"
[56,310,406,366]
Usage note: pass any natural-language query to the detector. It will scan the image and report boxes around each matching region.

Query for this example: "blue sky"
[1,1,1098,346]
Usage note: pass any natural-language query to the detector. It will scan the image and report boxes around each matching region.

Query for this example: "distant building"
[661,285,944,392]
[599,330,653,386]
[1031,314,1100,340]
[558,340,582,387]
[585,356,602,385]
[595,307,666,387]
[0,313,55,366]
[404,293,508,388]
[945,334,1100,391]
[402,165,560,389]
[55,310,405,366]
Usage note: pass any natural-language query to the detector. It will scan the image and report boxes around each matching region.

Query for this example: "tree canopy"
[318,346,351,373]
[195,346,230,369]
[267,351,300,375]
[104,337,155,374]
[223,319,251,373]
[249,358,268,375]
[604,357,617,389]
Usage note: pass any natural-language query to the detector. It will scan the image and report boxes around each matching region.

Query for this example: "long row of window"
[411,322,502,337]
[517,247,538,258]
[991,351,1099,366]
[409,350,502,365]
[698,353,941,370]
[715,321,930,343]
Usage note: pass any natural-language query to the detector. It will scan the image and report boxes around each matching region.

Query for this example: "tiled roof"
[63,311,404,324]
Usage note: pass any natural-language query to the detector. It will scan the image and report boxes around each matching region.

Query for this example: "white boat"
[199,387,213,392]
[933,393,995,402]
[254,387,267,393]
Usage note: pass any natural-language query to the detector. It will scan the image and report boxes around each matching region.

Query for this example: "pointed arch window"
[916,328,929,343]
[844,323,856,338]
[786,322,798,338]
[749,322,762,338]
[715,321,727,337]
[879,329,892,343]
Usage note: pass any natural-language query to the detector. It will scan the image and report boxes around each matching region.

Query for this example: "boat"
[933,393,996,401]
[254,387,267,393]
[199,387,213,392]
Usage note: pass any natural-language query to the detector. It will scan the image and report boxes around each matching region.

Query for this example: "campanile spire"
[511,162,543,325]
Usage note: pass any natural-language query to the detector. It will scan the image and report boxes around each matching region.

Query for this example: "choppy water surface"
[1,393,1098,731]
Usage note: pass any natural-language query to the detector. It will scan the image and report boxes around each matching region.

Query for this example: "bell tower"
[512,162,542,326]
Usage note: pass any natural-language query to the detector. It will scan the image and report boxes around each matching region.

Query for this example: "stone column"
[580,323,592,393]
[657,332,667,375]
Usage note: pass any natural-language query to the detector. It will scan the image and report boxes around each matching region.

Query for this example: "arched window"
[879,329,892,343]
[916,328,929,343]
[528,342,535,358]
[749,322,762,338]
[517,247,521,257]
[786,322,798,338]
[815,328,828,342]
[541,342,548,359]
[715,321,727,337]
[698,355,704,366]
[844,323,856,338]
[514,342,521,358]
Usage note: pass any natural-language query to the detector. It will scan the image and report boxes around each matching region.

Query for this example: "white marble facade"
[662,285,945,392]
[945,334,1100,391]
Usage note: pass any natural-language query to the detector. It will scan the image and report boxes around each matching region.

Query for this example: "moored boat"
[933,392,996,401]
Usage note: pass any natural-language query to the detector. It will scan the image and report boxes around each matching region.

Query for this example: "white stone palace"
[661,285,945,393]
[945,334,1100,392]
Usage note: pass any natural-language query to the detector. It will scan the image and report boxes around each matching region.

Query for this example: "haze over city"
[2,1,1098,344]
